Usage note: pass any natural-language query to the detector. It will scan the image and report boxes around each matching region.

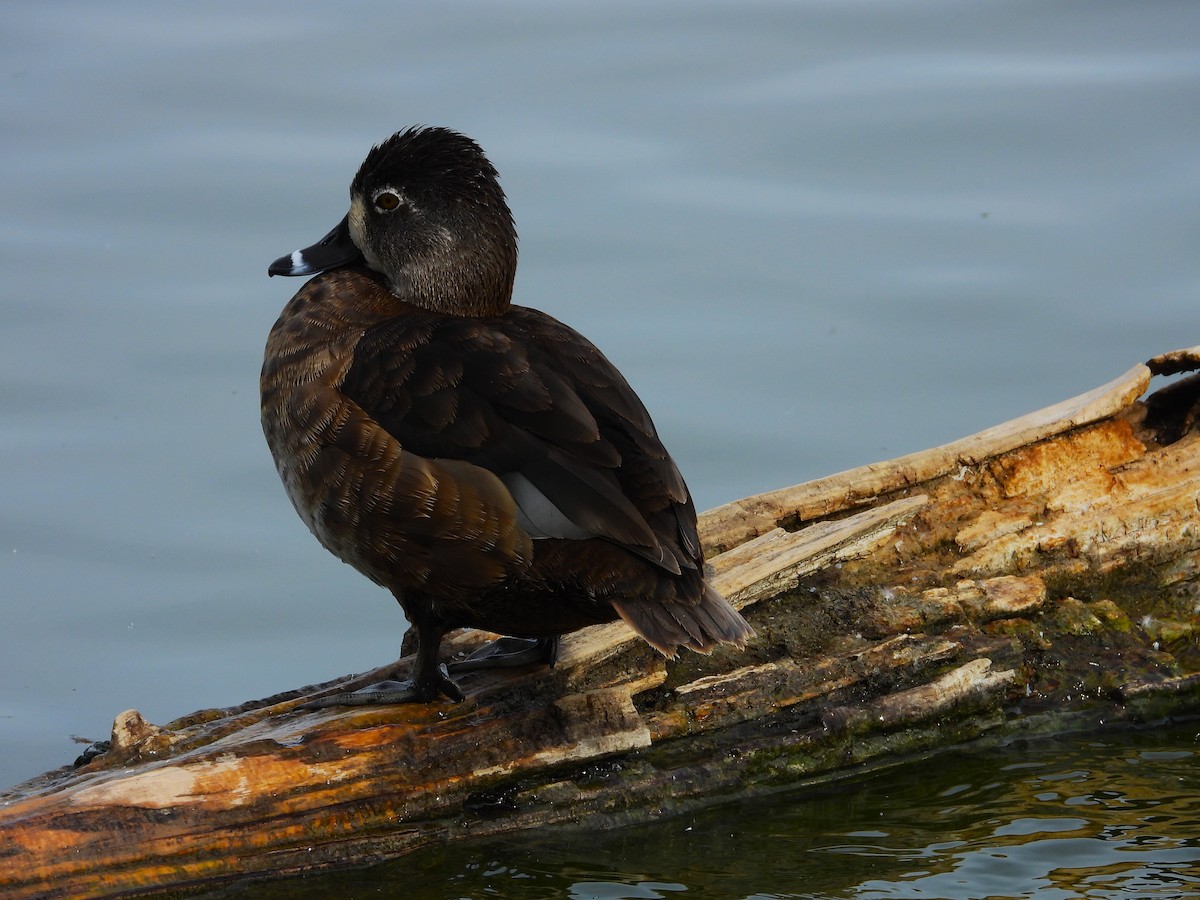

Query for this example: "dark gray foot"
[298,664,464,709]
[73,741,111,767]
[447,636,559,673]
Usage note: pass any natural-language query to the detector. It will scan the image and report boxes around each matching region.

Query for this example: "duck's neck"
[383,261,515,317]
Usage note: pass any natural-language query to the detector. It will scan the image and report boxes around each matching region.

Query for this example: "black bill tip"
[268,250,316,277]
[267,214,363,277]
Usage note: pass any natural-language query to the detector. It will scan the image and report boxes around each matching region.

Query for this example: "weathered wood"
[3,347,1199,899]
[703,360,1152,552]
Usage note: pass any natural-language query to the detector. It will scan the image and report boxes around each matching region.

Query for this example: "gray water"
[2,1,1198,893]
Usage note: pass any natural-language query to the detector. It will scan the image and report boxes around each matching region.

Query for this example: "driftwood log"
[3,347,1200,899]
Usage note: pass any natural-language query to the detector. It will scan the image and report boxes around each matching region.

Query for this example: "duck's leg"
[446,635,559,673]
[298,620,464,709]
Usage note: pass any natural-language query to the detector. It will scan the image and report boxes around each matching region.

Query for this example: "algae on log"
[3,347,1200,899]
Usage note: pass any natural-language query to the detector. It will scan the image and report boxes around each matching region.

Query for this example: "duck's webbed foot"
[298,663,464,709]
[447,635,559,673]
[299,619,466,709]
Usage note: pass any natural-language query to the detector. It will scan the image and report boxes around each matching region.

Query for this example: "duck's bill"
[268,214,363,277]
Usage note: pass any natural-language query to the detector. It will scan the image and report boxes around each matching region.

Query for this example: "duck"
[262,126,751,706]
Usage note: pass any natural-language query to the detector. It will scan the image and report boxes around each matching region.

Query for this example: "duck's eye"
[374,190,402,212]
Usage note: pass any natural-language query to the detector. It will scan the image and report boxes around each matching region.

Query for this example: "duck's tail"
[611,581,753,658]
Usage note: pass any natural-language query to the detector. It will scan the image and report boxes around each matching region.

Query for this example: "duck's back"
[262,268,745,654]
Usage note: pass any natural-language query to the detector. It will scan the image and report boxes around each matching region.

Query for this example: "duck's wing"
[505,306,703,572]
[338,308,699,575]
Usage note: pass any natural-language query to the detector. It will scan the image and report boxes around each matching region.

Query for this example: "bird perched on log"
[262,126,751,706]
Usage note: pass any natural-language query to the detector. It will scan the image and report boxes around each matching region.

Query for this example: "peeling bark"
[3,348,1199,900]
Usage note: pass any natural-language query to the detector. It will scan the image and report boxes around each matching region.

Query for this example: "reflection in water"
[204,724,1199,899]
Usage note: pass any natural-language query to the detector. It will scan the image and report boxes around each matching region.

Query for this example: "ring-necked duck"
[262,126,751,706]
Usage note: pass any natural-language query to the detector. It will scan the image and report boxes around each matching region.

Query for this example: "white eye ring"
[373,188,403,212]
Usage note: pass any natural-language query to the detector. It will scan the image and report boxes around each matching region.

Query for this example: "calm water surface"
[2,2,1199,894]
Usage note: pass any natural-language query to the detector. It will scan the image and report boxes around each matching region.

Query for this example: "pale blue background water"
[2,2,1198,894]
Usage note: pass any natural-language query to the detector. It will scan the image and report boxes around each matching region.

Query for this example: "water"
[2,1,1198,893]
[203,723,1200,899]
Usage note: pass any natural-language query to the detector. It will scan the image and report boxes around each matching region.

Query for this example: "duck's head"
[269,126,518,316]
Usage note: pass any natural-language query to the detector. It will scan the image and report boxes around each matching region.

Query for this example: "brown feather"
[262,127,751,696]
